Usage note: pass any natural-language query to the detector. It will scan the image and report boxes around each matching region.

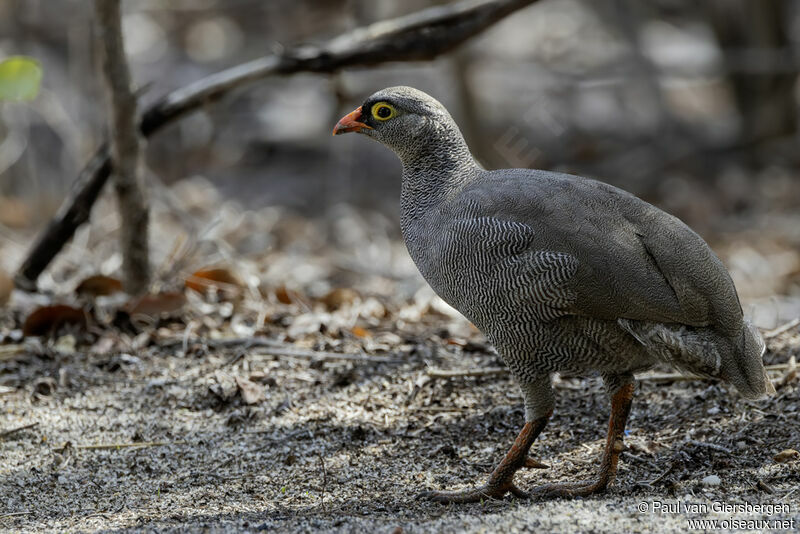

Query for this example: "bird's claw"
[418,482,529,504]
[528,479,607,499]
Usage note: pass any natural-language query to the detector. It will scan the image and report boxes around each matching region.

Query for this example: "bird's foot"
[528,477,610,499]
[418,456,548,503]
[419,418,551,504]
[418,481,529,503]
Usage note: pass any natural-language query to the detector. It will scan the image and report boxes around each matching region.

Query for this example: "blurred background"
[1,0,799,324]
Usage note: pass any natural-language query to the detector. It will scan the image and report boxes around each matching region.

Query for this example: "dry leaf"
[124,292,186,318]
[321,288,359,310]
[274,286,307,305]
[350,326,370,338]
[75,274,123,297]
[235,376,264,405]
[22,305,87,337]
[185,267,242,299]
[773,449,799,463]
[0,269,12,306]
[274,286,292,304]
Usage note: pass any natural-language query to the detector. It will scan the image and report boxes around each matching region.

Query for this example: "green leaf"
[0,56,43,101]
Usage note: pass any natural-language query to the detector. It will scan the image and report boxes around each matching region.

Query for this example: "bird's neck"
[398,122,479,224]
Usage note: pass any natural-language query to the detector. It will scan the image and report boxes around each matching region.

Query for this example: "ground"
[2,303,799,533]
[1,189,799,533]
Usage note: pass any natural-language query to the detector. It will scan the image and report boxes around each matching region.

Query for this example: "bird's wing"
[454,170,743,334]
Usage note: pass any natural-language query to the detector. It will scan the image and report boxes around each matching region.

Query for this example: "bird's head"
[332,86,462,162]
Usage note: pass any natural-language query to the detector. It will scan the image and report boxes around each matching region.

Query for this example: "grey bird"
[333,86,773,502]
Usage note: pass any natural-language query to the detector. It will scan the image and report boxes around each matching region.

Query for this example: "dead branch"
[75,440,186,450]
[763,317,800,338]
[164,335,405,363]
[94,0,150,295]
[427,367,508,378]
[15,0,541,290]
[250,349,403,364]
[0,512,32,519]
[0,422,39,439]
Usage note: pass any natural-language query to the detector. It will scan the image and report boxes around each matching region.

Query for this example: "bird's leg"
[530,378,635,499]
[418,414,550,503]
[419,374,554,503]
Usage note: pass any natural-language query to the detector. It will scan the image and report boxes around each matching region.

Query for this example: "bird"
[332,86,773,503]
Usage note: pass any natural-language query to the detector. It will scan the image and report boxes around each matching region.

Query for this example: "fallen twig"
[621,451,661,471]
[317,452,328,514]
[426,367,508,379]
[164,335,404,364]
[75,440,186,450]
[685,439,733,454]
[250,349,402,364]
[646,464,675,486]
[0,422,38,439]
[756,479,775,494]
[15,0,541,290]
[0,511,32,519]
[763,318,800,339]
[83,498,126,520]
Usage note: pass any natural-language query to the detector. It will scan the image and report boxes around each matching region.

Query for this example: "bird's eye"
[371,102,396,121]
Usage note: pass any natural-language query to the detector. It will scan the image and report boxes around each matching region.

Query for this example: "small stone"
[54,334,76,355]
[701,475,721,486]
[773,449,799,463]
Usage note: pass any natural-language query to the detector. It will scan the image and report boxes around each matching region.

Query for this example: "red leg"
[530,381,634,498]
[419,413,550,503]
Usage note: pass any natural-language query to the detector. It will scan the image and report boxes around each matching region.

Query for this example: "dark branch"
[15,0,540,290]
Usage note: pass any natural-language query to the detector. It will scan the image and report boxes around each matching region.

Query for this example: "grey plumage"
[344,86,772,414]
[334,85,773,501]
[338,85,772,415]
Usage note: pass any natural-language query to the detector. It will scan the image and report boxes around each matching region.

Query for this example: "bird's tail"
[618,318,774,399]
[722,319,774,399]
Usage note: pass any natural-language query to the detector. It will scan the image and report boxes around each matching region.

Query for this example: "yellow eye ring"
[371,102,396,121]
